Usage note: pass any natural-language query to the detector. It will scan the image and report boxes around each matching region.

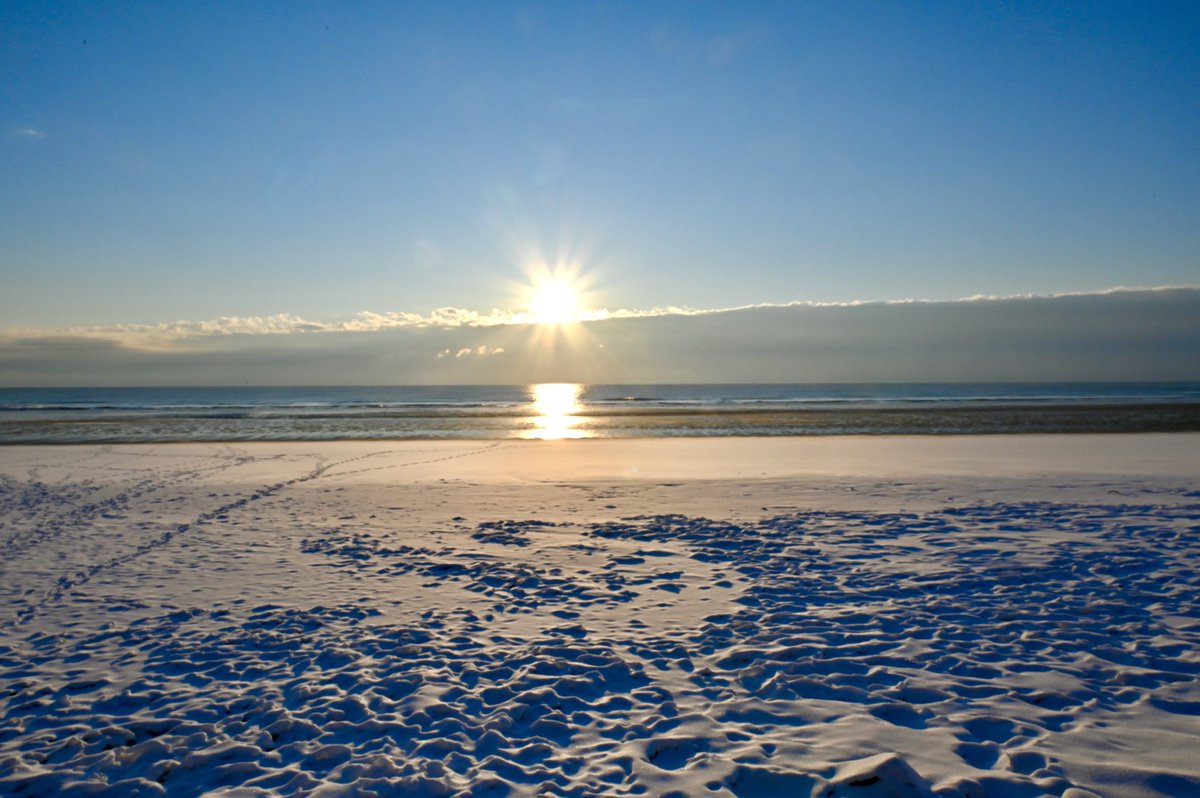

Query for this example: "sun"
[528,278,581,324]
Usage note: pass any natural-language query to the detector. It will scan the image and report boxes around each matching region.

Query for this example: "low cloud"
[1,287,1196,386]
[7,286,1189,348]
[438,346,506,359]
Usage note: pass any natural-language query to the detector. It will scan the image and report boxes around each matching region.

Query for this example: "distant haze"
[1,289,1196,386]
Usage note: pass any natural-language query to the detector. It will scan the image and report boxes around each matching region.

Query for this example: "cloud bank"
[1,288,1196,386]
[5,286,1188,345]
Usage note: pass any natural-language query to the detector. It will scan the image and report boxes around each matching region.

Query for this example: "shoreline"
[4,390,1199,444]
[4,423,1200,446]
[3,431,1196,479]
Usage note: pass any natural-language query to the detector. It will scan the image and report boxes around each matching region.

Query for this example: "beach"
[7,0,1199,794]
[1,435,1198,796]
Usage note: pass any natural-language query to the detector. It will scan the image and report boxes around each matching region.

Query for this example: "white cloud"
[12,127,45,140]
[449,345,505,359]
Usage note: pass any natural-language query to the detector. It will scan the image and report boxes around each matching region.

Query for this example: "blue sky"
[1,3,1198,385]
[3,1,1197,331]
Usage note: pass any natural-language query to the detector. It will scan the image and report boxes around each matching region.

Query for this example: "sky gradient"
[2,2,1198,384]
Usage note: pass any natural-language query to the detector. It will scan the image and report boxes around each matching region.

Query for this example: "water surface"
[1,383,1197,443]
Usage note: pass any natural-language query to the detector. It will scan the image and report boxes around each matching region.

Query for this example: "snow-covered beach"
[1,435,1198,797]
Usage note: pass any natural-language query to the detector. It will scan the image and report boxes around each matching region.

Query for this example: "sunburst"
[527,278,581,325]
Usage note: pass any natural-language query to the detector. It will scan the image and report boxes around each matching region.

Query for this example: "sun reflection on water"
[524,383,587,440]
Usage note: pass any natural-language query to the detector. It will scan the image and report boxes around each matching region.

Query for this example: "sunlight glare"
[524,383,587,439]
[528,279,581,325]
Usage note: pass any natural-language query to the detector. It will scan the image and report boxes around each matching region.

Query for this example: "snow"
[0,437,1197,796]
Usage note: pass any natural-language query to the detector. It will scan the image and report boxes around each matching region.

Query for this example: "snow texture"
[0,444,1198,797]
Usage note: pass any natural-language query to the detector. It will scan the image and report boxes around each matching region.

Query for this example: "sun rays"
[473,200,623,383]
[517,255,595,327]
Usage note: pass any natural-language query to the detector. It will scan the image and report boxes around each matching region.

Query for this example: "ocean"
[1,383,1198,443]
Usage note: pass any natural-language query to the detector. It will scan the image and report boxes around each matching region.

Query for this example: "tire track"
[0,451,256,557]
[320,441,504,478]
[11,443,503,625]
